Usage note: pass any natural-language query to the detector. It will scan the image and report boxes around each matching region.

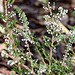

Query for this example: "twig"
[49,36,54,74]
[48,4,55,22]
[27,45,34,74]
[48,4,55,74]
[18,63,22,75]
[4,0,22,73]
[4,0,9,31]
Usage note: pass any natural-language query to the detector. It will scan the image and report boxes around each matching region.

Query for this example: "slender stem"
[27,45,34,74]
[49,36,54,74]
[59,72,60,75]
[48,4,55,74]
[18,63,22,75]
[48,4,55,22]
[4,0,9,31]
[4,0,22,73]
[48,4,71,74]
[31,36,47,66]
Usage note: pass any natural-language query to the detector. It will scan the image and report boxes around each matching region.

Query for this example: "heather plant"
[0,0,75,75]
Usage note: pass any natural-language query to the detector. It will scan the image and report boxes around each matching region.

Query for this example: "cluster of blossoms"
[8,11,16,18]
[43,2,55,10]
[62,43,71,62]
[1,1,12,23]
[2,19,6,23]
[7,43,14,55]
[43,6,48,10]
[15,8,34,48]
[37,65,47,74]
[43,1,74,71]
[1,13,6,23]
[1,12,16,24]
[43,2,68,41]
[1,50,8,58]
[0,0,34,68]
[66,43,72,52]
[4,33,10,44]
[24,71,33,75]
[7,1,12,8]
[0,0,75,74]
[7,60,17,66]
[58,7,68,18]
[69,29,75,39]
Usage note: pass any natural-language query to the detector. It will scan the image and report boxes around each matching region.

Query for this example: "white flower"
[15,61,17,63]
[7,60,11,65]
[5,39,9,44]
[58,7,63,10]
[1,50,8,58]
[43,7,48,10]
[10,51,13,55]
[7,60,17,66]
[24,58,26,60]
[21,56,23,58]
[10,61,15,66]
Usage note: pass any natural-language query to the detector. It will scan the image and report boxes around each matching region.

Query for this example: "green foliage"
[15,40,20,47]
[0,0,75,75]
[46,0,49,4]
[42,4,46,8]
[73,11,75,16]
